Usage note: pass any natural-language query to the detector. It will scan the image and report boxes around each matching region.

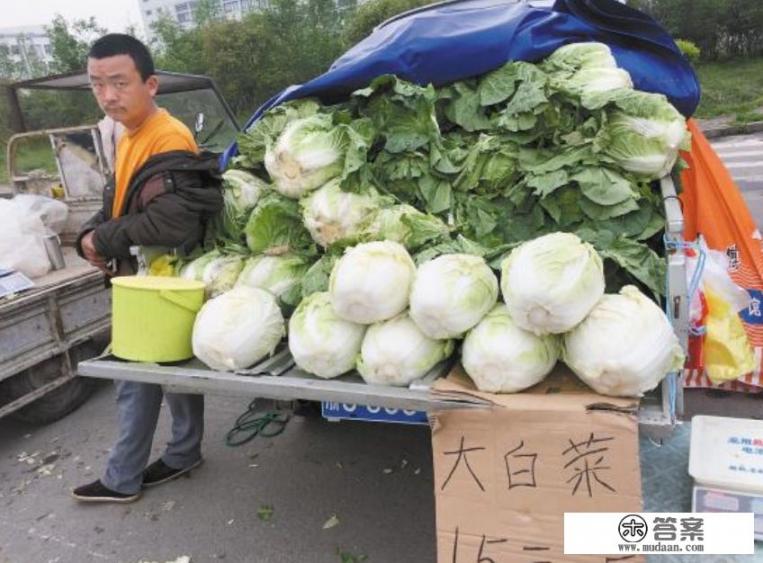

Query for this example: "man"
[72,34,222,503]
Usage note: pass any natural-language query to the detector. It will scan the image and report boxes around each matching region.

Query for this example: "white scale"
[689,415,763,541]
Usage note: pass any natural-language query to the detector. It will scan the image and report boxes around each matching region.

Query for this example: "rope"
[225,399,291,447]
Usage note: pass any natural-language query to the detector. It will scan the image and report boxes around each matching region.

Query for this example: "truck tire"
[5,340,100,425]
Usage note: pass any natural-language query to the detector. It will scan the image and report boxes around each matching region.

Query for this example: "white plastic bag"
[12,194,69,235]
[686,238,751,315]
[0,195,69,278]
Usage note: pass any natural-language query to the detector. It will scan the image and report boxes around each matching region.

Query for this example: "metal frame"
[662,174,689,419]
[7,125,108,194]
[78,354,486,413]
[633,176,688,438]
[6,70,240,134]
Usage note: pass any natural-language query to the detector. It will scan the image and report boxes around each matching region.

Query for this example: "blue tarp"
[222,0,700,168]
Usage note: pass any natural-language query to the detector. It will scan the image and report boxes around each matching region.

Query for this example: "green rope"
[225,399,291,447]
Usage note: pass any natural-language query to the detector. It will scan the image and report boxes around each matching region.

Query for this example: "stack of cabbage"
[183,42,688,398]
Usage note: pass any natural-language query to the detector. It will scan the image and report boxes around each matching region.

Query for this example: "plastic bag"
[131,246,177,277]
[0,195,69,278]
[12,194,69,235]
[704,288,756,384]
[685,239,755,384]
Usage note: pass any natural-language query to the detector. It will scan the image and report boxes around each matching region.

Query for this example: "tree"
[630,0,763,59]
[180,0,346,116]
[151,15,206,75]
[46,15,106,73]
[0,45,21,80]
[199,18,264,115]
[194,0,223,26]
[251,0,345,103]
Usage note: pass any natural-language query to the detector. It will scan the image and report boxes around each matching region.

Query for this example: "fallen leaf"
[382,468,393,475]
[161,501,176,512]
[337,548,368,563]
[322,514,340,530]
[257,505,274,522]
[400,459,408,469]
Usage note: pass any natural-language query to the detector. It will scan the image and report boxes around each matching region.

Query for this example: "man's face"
[87,54,158,129]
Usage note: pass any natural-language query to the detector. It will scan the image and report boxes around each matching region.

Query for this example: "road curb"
[700,120,763,139]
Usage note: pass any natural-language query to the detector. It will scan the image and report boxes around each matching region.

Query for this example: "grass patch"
[0,137,58,184]
[695,57,763,123]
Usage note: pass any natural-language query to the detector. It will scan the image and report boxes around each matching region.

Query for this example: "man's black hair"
[88,34,155,81]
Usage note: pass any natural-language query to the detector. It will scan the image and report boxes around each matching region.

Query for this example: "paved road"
[0,384,438,563]
[710,132,763,226]
[1,383,761,563]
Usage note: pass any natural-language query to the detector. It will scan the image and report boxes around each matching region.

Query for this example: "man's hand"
[81,231,110,274]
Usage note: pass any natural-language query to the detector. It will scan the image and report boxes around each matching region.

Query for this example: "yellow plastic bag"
[704,288,756,384]
[147,254,177,277]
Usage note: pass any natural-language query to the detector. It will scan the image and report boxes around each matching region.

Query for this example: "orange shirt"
[112,108,198,217]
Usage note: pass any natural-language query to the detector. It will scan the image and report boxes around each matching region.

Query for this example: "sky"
[1,0,144,35]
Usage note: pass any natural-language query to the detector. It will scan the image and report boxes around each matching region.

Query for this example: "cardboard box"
[429,365,644,563]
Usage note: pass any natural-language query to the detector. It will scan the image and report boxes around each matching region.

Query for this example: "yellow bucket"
[111,276,206,362]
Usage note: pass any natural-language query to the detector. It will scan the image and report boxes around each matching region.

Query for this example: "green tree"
[251,0,345,103]
[174,0,346,116]
[631,0,763,59]
[46,15,106,73]
[194,0,223,26]
[0,46,21,80]
[198,18,263,114]
[151,15,206,75]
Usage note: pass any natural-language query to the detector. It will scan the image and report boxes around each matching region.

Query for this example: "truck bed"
[0,247,110,381]
[78,348,679,438]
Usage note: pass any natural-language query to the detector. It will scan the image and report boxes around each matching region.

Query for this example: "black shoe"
[142,458,203,489]
[71,480,141,503]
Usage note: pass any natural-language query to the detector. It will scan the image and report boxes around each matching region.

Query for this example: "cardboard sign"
[430,366,644,563]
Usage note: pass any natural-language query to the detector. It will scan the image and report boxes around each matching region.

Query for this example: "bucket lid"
[112,276,205,291]
[689,415,763,494]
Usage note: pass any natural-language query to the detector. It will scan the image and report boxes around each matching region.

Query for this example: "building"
[139,0,362,40]
[0,26,53,78]
[139,0,271,38]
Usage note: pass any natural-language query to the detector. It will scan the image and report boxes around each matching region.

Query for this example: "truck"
[0,70,240,423]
